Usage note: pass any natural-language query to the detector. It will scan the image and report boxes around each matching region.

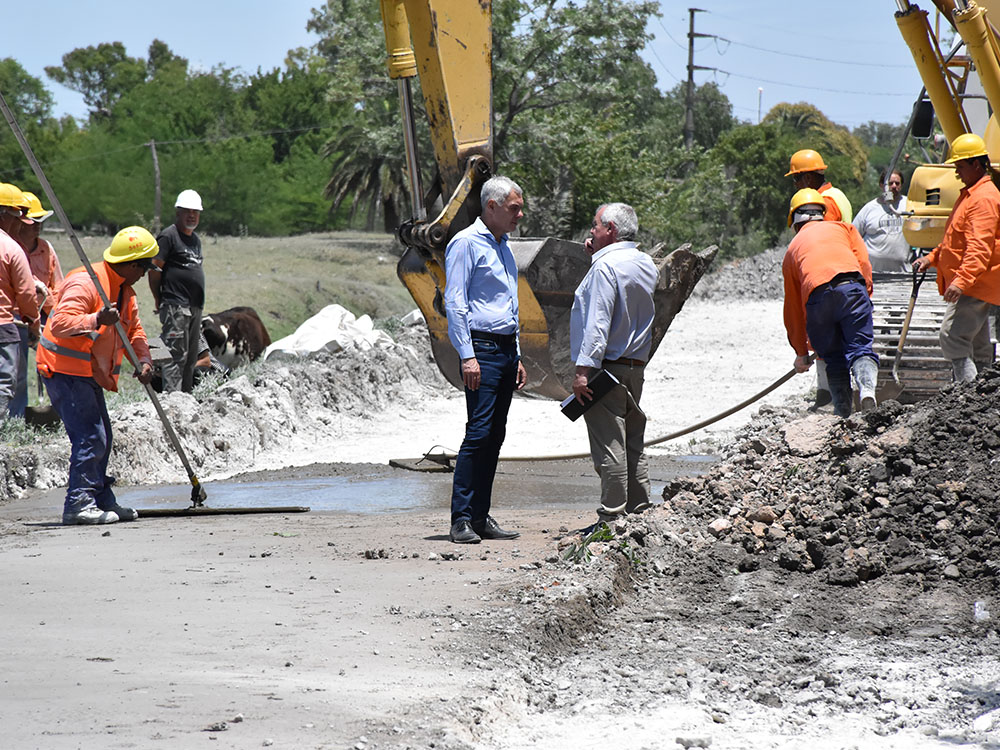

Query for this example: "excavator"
[877,0,1000,400]
[377,0,716,400]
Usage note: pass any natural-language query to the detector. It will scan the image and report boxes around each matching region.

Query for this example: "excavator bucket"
[398,239,718,400]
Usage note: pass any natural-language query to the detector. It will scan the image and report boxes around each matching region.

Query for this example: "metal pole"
[684,8,697,151]
[757,87,763,124]
[398,79,426,221]
[0,89,207,507]
[148,139,162,233]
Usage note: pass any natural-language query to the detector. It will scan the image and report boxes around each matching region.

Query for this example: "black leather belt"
[813,272,864,296]
[603,357,646,367]
[470,329,516,345]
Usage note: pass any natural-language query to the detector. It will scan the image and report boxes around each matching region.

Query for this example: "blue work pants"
[450,337,518,525]
[43,372,117,514]
[805,281,878,380]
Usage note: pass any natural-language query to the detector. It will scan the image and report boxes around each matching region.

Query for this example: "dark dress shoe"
[473,515,520,540]
[450,519,481,544]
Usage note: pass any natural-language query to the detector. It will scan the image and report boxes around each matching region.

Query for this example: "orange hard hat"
[785,149,828,177]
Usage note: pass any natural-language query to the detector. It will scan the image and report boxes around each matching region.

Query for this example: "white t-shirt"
[852,194,910,272]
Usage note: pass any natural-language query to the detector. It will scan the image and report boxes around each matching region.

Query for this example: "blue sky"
[12,2,928,129]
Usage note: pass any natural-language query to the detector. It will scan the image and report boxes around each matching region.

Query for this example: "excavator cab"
[379,0,715,398]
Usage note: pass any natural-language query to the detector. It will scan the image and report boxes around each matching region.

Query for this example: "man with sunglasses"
[0,183,40,418]
[782,189,877,417]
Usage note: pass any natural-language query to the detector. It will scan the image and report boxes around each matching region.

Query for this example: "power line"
[718,69,912,98]
[707,10,899,47]
[720,38,912,69]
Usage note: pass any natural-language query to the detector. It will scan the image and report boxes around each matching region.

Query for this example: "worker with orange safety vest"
[9,191,63,418]
[782,189,877,417]
[37,227,157,525]
[785,148,854,410]
[0,183,40,418]
[914,133,1000,383]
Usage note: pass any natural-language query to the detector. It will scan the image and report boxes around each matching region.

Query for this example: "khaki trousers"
[939,295,993,363]
[583,362,650,516]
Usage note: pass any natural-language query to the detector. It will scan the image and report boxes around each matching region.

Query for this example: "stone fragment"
[708,518,731,538]
[751,521,767,538]
[748,506,777,524]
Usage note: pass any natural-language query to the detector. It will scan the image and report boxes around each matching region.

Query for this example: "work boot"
[449,519,481,544]
[62,507,119,525]
[827,369,853,418]
[850,356,879,412]
[951,357,977,383]
[105,504,139,522]
[472,515,520,540]
[596,501,626,524]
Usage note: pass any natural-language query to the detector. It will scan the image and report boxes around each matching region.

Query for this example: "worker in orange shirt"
[914,133,1000,382]
[0,183,40,418]
[785,148,855,409]
[10,191,63,418]
[36,227,157,525]
[782,189,877,417]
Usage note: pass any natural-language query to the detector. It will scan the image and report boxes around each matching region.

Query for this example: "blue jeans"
[43,372,117,514]
[0,338,18,417]
[10,324,30,418]
[805,281,878,380]
[450,337,518,525]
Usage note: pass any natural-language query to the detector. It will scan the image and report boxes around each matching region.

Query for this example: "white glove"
[34,279,49,306]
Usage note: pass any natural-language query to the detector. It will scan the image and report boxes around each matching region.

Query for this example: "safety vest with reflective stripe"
[36,261,151,392]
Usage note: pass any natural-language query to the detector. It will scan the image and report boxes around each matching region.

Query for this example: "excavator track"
[871,270,953,402]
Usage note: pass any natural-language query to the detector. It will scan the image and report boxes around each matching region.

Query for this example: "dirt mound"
[0,325,449,502]
[659,368,1000,586]
[694,246,786,300]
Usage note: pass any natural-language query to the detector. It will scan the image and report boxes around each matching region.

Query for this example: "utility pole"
[148,139,161,233]
[684,8,716,152]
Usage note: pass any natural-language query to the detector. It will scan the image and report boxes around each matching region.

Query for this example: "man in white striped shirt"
[570,203,658,523]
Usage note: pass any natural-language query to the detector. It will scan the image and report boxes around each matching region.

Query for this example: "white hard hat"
[175,189,203,211]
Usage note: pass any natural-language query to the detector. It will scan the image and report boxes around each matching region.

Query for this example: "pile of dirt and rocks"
[656,367,1000,586]
[0,323,449,499]
[693,245,786,300]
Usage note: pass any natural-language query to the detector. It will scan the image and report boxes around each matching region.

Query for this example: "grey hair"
[481,175,522,211]
[598,202,638,241]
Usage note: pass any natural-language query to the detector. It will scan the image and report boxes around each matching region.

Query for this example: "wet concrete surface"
[102,454,719,515]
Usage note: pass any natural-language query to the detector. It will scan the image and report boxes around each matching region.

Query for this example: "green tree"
[657,81,737,150]
[306,0,663,234]
[45,42,147,117]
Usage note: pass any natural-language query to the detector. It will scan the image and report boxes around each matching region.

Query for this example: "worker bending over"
[914,133,1000,383]
[37,227,158,525]
[782,189,877,417]
[570,203,658,522]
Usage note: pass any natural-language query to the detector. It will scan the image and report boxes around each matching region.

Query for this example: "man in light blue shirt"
[443,175,527,544]
[570,202,657,523]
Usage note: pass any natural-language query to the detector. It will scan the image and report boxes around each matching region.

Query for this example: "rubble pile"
[662,368,1000,586]
[693,246,786,300]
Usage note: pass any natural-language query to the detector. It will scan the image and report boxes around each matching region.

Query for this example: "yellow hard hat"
[21,191,53,222]
[785,149,828,177]
[0,182,30,209]
[787,188,827,227]
[946,133,990,163]
[103,226,159,264]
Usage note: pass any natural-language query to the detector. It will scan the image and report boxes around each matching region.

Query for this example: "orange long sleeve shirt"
[0,229,39,326]
[925,174,1000,304]
[782,220,873,356]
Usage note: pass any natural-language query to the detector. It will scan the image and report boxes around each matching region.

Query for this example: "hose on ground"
[418,361,806,465]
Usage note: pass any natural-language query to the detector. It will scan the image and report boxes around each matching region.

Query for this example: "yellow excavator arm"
[379,0,716,398]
